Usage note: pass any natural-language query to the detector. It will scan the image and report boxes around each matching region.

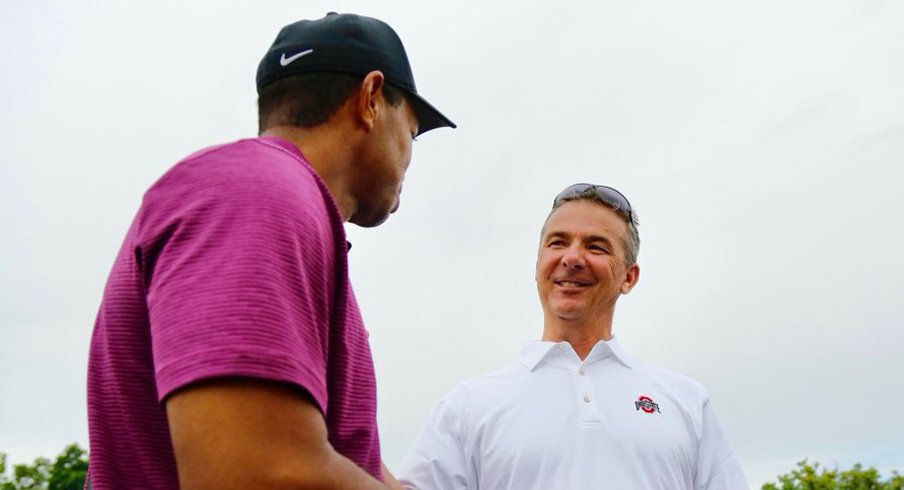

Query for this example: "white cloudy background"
[2,1,903,487]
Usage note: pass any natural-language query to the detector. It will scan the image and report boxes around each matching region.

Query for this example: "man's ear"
[356,70,386,132]
[620,263,640,295]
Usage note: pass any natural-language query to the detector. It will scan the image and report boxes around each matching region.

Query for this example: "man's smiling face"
[535,200,638,325]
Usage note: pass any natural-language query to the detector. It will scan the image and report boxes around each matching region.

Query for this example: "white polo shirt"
[398,337,748,490]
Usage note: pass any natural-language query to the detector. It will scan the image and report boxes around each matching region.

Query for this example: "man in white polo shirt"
[398,183,748,490]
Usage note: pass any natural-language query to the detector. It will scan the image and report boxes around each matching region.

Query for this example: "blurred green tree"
[0,444,86,490]
[763,460,904,490]
[3,446,902,490]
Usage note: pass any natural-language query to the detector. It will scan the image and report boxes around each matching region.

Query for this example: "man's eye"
[589,245,609,253]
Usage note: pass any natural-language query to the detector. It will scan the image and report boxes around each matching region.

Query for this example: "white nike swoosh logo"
[280,49,314,66]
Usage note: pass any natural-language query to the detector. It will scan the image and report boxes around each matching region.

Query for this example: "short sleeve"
[138,144,335,412]
[399,398,473,490]
[695,398,749,490]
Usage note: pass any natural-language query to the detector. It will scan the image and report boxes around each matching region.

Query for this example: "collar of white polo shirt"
[519,336,636,371]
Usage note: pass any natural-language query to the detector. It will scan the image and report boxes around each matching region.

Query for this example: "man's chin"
[549,299,590,318]
[349,205,393,228]
[350,213,389,228]
[349,195,400,227]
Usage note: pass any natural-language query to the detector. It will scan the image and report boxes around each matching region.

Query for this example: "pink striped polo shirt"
[86,136,380,488]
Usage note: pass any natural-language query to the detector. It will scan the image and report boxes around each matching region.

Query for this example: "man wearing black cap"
[86,12,454,489]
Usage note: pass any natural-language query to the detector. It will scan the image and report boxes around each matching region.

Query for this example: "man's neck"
[541,318,613,360]
[261,125,357,222]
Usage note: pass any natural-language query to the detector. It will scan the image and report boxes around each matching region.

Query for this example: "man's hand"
[382,461,405,490]
[166,377,388,489]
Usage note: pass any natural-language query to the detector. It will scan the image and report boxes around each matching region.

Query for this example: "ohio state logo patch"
[635,395,660,414]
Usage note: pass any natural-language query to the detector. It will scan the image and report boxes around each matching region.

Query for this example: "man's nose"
[561,246,585,270]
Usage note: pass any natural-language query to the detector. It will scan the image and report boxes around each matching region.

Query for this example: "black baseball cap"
[256,12,456,136]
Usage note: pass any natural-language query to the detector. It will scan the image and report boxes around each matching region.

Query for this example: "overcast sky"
[2,1,903,487]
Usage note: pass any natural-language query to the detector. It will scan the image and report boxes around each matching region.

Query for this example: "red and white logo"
[635,395,661,414]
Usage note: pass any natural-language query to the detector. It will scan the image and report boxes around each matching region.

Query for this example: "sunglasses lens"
[553,184,633,222]
[553,183,593,203]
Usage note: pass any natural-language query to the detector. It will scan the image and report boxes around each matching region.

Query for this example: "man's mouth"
[555,280,592,287]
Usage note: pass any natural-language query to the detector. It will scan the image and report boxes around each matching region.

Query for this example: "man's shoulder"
[463,361,526,387]
[134,137,339,248]
[165,137,312,183]
[440,361,526,405]
[630,356,710,402]
[143,137,324,212]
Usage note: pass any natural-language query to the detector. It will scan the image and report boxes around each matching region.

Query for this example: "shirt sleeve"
[138,149,334,412]
[695,398,749,490]
[399,398,474,490]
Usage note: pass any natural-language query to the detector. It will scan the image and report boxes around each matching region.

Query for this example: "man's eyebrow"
[585,234,614,246]
[542,230,570,241]
[543,231,615,247]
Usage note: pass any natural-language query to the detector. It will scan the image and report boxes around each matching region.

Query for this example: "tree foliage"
[3,447,903,490]
[0,444,86,490]
[763,460,904,490]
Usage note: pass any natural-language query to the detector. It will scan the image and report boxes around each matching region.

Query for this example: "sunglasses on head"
[553,183,635,224]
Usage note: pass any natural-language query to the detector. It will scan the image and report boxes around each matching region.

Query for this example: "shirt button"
[579,368,585,376]
[583,394,591,403]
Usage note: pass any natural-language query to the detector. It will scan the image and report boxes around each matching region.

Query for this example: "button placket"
[576,363,600,424]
